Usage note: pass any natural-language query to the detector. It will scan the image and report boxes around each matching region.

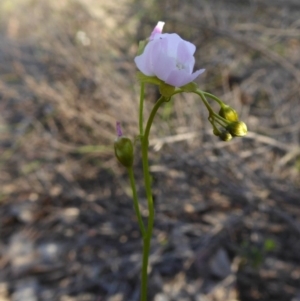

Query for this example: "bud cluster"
[212,104,247,141]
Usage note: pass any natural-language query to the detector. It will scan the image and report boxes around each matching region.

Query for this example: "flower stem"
[195,90,229,126]
[201,91,224,106]
[140,95,166,301]
[195,89,215,116]
[127,167,146,237]
[139,83,145,137]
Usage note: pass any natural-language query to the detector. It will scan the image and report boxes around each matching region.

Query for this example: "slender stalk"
[195,90,215,116]
[195,90,229,126]
[127,167,146,237]
[201,91,224,106]
[140,96,166,301]
[139,83,145,137]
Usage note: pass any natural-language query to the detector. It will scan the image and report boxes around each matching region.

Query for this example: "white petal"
[134,41,157,76]
[152,52,175,82]
[166,68,205,87]
[177,41,195,73]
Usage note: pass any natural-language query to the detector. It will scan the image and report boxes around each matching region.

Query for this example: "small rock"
[0,282,9,301]
[154,293,170,301]
[37,242,62,263]
[10,201,35,223]
[209,248,231,279]
[107,293,123,301]
[11,278,39,301]
[8,232,37,271]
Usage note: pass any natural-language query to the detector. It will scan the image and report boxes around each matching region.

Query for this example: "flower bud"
[213,128,221,136]
[219,130,232,141]
[219,105,239,122]
[226,121,248,137]
[114,136,134,168]
[114,122,134,168]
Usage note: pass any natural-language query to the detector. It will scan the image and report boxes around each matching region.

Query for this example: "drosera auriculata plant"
[114,21,247,301]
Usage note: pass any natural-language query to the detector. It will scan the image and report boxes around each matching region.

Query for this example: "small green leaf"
[264,239,276,252]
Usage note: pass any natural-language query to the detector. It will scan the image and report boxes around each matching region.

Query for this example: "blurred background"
[0,0,300,300]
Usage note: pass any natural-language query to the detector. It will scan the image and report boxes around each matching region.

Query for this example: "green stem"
[201,91,224,106]
[140,95,166,301]
[195,89,215,116]
[139,83,145,137]
[127,167,146,237]
[195,90,229,126]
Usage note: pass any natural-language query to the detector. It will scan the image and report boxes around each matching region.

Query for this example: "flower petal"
[150,38,175,81]
[188,68,206,83]
[166,68,205,87]
[134,22,204,87]
[151,34,183,58]
[149,21,165,40]
[152,54,175,82]
[177,41,195,73]
[134,41,157,76]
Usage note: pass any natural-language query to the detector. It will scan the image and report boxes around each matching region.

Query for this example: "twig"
[245,131,296,152]
[277,148,300,166]
[262,207,300,236]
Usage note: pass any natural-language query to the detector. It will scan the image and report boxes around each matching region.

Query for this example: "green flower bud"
[114,122,134,168]
[226,121,248,137]
[219,130,232,141]
[114,136,134,168]
[219,105,239,122]
[213,128,221,136]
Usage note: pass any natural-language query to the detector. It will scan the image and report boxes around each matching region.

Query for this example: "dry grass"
[0,0,300,300]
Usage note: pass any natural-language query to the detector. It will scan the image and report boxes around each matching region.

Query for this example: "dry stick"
[262,207,300,237]
[150,130,295,152]
[244,132,293,152]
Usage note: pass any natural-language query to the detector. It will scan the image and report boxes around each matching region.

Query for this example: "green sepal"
[136,72,163,86]
[180,81,198,92]
[159,83,176,98]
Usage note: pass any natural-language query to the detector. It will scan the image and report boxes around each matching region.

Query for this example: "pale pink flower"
[134,22,205,87]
